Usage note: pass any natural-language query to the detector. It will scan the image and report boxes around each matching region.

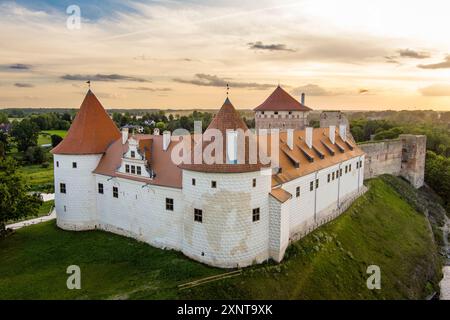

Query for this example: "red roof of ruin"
[51,90,121,155]
[254,86,312,112]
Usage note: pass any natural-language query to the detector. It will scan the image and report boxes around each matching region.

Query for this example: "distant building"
[254,86,311,131]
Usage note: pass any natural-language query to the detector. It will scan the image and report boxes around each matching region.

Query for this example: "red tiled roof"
[270,188,292,203]
[254,86,312,112]
[51,90,120,154]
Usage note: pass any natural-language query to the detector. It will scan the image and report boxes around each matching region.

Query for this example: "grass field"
[17,162,54,192]
[0,177,441,299]
[41,130,68,138]
[38,130,67,146]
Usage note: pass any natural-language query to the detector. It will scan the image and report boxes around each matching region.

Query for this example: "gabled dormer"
[117,128,154,178]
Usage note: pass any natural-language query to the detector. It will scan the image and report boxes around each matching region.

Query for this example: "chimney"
[301,93,305,105]
[339,124,347,142]
[163,130,171,151]
[305,127,313,149]
[121,127,129,144]
[287,129,294,150]
[329,125,335,144]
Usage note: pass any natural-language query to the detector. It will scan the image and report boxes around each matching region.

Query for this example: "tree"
[0,158,42,235]
[51,134,63,148]
[0,112,9,124]
[10,119,39,152]
[24,146,45,164]
[156,121,166,131]
[425,151,450,212]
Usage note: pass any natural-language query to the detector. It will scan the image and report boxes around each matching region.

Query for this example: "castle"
[51,86,423,268]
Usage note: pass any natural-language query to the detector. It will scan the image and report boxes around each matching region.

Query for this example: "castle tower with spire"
[51,90,120,230]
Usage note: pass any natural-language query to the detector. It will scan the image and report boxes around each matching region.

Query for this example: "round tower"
[51,90,121,230]
[180,98,272,268]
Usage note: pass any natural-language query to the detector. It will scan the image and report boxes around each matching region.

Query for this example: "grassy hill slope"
[0,176,441,299]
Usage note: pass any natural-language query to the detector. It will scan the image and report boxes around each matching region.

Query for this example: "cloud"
[14,82,34,88]
[120,86,172,92]
[61,74,151,82]
[398,49,430,59]
[419,84,450,96]
[291,84,335,96]
[418,56,450,69]
[248,41,295,52]
[173,74,273,90]
[9,63,32,70]
[384,56,400,64]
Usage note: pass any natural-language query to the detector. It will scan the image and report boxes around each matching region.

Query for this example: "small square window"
[252,208,260,222]
[137,166,141,175]
[252,178,256,188]
[131,151,135,158]
[310,181,314,191]
[192,178,196,186]
[113,186,119,198]
[211,181,217,188]
[274,111,278,115]
[131,165,136,174]
[98,183,104,194]
[194,208,203,223]
[327,174,330,183]
[288,111,292,115]
[166,198,174,211]
[56,161,59,167]
[315,179,319,189]
[296,186,300,197]
[125,164,130,173]
[72,162,77,168]
[60,183,66,194]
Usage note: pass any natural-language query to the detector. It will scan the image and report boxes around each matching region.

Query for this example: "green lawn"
[37,134,51,146]
[0,177,441,300]
[41,130,68,138]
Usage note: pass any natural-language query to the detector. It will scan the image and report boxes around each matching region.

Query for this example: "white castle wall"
[181,169,272,268]
[94,175,184,250]
[54,154,102,230]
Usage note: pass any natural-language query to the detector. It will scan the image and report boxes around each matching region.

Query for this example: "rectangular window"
[125,164,130,173]
[98,183,104,194]
[340,169,343,176]
[315,179,319,189]
[336,170,339,178]
[252,178,256,188]
[72,162,77,168]
[131,151,135,158]
[310,181,314,191]
[113,186,118,198]
[356,162,359,169]
[166,198,174,211]
[332,172,335,180]
[274,111,278,115]
[345,165,348,173]
[56,161,59,167]
[252,208,260,222]
[360,160,363,168]
[60,183,66,194]
[131,165,136,174]
[211,181,217,188]
[296,186,300,197]
[137,166,141,175]
[349,164,352,172]
[192,178,196,186]
[194,208,203,223]
[327,174,330,183]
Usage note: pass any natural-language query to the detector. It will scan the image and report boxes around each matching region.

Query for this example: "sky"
[1,0,450,110]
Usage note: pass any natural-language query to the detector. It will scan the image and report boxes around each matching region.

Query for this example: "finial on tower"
[86,80,91,89]
[226,83,229,96]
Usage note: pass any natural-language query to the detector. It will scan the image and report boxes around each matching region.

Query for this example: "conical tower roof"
[207,97,248,133]
[254,85,311,111]
[51,90,121,154]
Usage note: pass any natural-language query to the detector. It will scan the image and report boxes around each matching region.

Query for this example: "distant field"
[18,162,54,192]
[38,130,67,146]
[41,130,68,138]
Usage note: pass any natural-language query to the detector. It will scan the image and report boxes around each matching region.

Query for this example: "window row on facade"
[125,164,142,175]
[191,178,257,188]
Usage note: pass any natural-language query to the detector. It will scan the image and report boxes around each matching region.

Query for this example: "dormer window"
[131,151,135,158]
